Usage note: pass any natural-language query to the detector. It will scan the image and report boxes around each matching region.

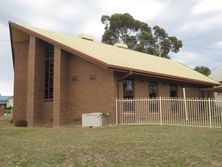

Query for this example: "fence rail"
[116,98,222,128]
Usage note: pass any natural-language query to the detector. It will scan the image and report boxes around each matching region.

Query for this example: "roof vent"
[114,43,128,49]
[78,34,94,41]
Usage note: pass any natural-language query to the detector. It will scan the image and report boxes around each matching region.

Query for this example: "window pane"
[170,84,177,98]
[149,81,158,98]
[123,80,134,99]
[45,44,54,100]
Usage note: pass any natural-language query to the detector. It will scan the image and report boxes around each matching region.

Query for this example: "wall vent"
[90,75,96,80]
[78,34,94,41]
[114,43,128,49]
[71,76,78,82]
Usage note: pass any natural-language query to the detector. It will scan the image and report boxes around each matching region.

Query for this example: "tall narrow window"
[45,44,54,99]
[123,80,134,99]
[170,84,177,98]
[123,79,134,112]
[149,81,158,98]
[170,84,178,112]
[148,81,158,112]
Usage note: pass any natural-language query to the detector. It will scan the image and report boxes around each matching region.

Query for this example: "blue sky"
[0,0,222,95]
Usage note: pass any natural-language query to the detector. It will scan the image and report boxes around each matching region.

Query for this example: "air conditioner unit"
[82,112,104,127]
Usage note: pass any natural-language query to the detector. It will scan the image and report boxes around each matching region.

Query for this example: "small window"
[149,81,158,98]
[89,75,96,80]
[148,81,159,112]
[170,84,178,112]
[123,79,134,113]
[170,84,177,98]
[123,80,134,99]
[198,90,204,98]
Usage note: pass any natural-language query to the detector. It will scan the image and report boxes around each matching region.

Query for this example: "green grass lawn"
[0,119,222,167]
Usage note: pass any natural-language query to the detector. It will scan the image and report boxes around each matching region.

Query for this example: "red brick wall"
[13,41,29,122]
[33,39,47,124]
[67,53,116,124]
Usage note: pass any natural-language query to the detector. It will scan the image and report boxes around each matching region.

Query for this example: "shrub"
[15,120,27,127]
[5,107,13,113]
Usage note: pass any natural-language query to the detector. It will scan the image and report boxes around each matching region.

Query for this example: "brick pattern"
[26,36,36,127]
[53,47,68,127]
[26,37,48,126]
[60,50,68,125]
[66,53,116,124]
[134,79,148,97]
[13,41,29,123]
[35,39,52,125]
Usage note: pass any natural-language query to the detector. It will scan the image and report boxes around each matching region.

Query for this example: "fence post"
[116,98,118,126]
[159,97,162,125]
[208,98,212,128]
[183,88,188,121]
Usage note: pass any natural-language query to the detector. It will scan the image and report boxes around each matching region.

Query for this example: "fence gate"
[116,98,222,128]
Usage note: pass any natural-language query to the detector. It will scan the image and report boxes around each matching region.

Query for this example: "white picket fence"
[116,98,222,128]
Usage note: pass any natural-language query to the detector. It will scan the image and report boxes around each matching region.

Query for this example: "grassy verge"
[0,120,222,167]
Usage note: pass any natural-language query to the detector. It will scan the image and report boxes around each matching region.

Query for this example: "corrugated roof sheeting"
[9,22,220,86]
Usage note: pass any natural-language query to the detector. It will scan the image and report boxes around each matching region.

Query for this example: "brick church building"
[9,22,219,127]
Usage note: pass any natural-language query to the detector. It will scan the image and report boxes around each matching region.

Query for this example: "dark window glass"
[170,84,177,98]
[198,90,204,98]
[123,80,134,112]
[148,81,158,112]
[170,84,178,112]
[123,80,134,99]
[45,44,54,100]
[149,81,158,98]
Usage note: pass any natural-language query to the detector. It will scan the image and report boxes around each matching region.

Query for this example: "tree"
[101,13,183,58]
[194,66,211,76]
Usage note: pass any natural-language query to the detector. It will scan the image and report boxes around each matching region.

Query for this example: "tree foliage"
[101,13,183,58]
[194,66,211,76]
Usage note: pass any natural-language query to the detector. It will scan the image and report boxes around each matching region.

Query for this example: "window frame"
[148,81,158,98]
[123,79,135,113]
[44,44,54,100]
[170,84,178,98]
[123,79,134,99]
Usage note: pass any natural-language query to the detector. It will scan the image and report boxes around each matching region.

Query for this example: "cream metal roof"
[10,22,220,86]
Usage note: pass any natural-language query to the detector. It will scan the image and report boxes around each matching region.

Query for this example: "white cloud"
[26,17,64,31]
[20,0,58,11]
[215,41,222,48]
[56,5,81,19]
[0,80,13,96]
[78,17,104,41]
[192,0,222,15]
[97,0,165,21]
[179,14,222,33]
[172,51,209,69]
